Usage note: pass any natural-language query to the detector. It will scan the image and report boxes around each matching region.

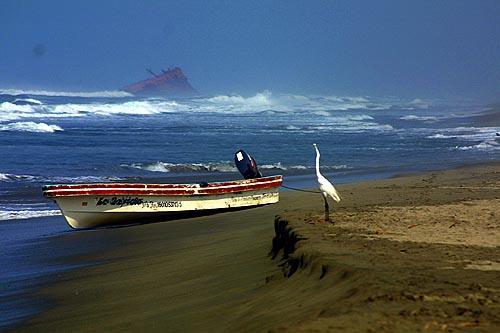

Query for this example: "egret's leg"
[323,194,330,223]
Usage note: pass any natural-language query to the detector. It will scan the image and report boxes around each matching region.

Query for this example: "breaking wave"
[400,115,439,122]
[423,126,500,152]
[400,112,473,123]
[0,173,38,182]
[0,101,84,122]
[206,91,273,107]
[0,209,61,221]
[454,140,499,151]
[258,162,348,171]
[426,127,499,141]
[401,98,431,110]
[0,104,28,122]
[0,91,435,125]
[269,121,393,133]
[12,98,43,105]
[0,172,122,183]
[122,161,349,173]
[0,121,63,133]
[0,88,132,98]
[123,161,238,173]
[427,133,456,139]
[50,100,182,116]
[201,92,394,113]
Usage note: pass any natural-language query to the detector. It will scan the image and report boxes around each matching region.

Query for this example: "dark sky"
[1,0,499,101]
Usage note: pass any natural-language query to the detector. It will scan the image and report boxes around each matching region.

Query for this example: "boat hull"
[43,176,282,229]
[55,190,278,229]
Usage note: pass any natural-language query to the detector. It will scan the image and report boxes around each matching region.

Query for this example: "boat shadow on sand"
[83,205,272,230]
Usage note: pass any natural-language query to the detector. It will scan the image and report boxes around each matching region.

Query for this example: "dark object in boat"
[234,150,262,179]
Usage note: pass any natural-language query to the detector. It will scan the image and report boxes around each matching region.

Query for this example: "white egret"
[313,143,340,222]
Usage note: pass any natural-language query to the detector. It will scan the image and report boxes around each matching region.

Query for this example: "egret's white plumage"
[313,144,340,223]
[313,143,341,203]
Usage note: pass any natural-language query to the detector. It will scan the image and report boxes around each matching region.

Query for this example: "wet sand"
[14,162,500,332]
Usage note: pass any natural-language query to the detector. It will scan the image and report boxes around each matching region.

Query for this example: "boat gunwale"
[43,176,282,198]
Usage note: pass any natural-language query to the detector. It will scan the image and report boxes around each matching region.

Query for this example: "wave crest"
[0,173,37,182]
[455,139,499,151]
[206,91,273,106]
[51,100,181,116]
[122,161,349,173]
[0,209,61,221]
[12,98,43,105]
[0,172,122,183]
[122,161,238,173]
[0,121,63,133]
[199,92,393,113]
[400,115,439,122]
[0,89,132,98]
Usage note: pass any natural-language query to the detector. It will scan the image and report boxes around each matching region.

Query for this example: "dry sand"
[14,162,500,332]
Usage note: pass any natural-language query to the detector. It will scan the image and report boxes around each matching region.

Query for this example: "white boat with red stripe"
[43,176,283,229]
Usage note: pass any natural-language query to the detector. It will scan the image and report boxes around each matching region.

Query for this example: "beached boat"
[43,176,282,229]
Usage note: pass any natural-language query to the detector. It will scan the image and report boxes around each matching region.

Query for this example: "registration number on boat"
[141,201,182,209]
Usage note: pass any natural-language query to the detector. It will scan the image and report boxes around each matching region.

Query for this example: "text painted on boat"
[95,197,182,209]
[96,197,144,207]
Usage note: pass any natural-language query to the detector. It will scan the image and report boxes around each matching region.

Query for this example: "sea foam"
[0,91,429,123]
[50,100,181,116]
[0,172,121,183]
[0,88,132,98]
[0,209,61,221]
[122,161,349,173]
[12,98,43,105]
[0,122,63,133]
[400,115,439,122]
[122,161,238,173]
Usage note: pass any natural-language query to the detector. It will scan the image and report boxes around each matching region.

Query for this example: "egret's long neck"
[315,147,321,178]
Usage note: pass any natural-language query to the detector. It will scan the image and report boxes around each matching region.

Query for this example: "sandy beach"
[12,162,500,332]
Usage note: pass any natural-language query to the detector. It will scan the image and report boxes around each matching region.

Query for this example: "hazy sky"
[1,0,499,101]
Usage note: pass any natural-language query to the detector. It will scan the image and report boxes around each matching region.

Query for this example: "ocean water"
[0,89,499,328]
[1,90,499,223]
